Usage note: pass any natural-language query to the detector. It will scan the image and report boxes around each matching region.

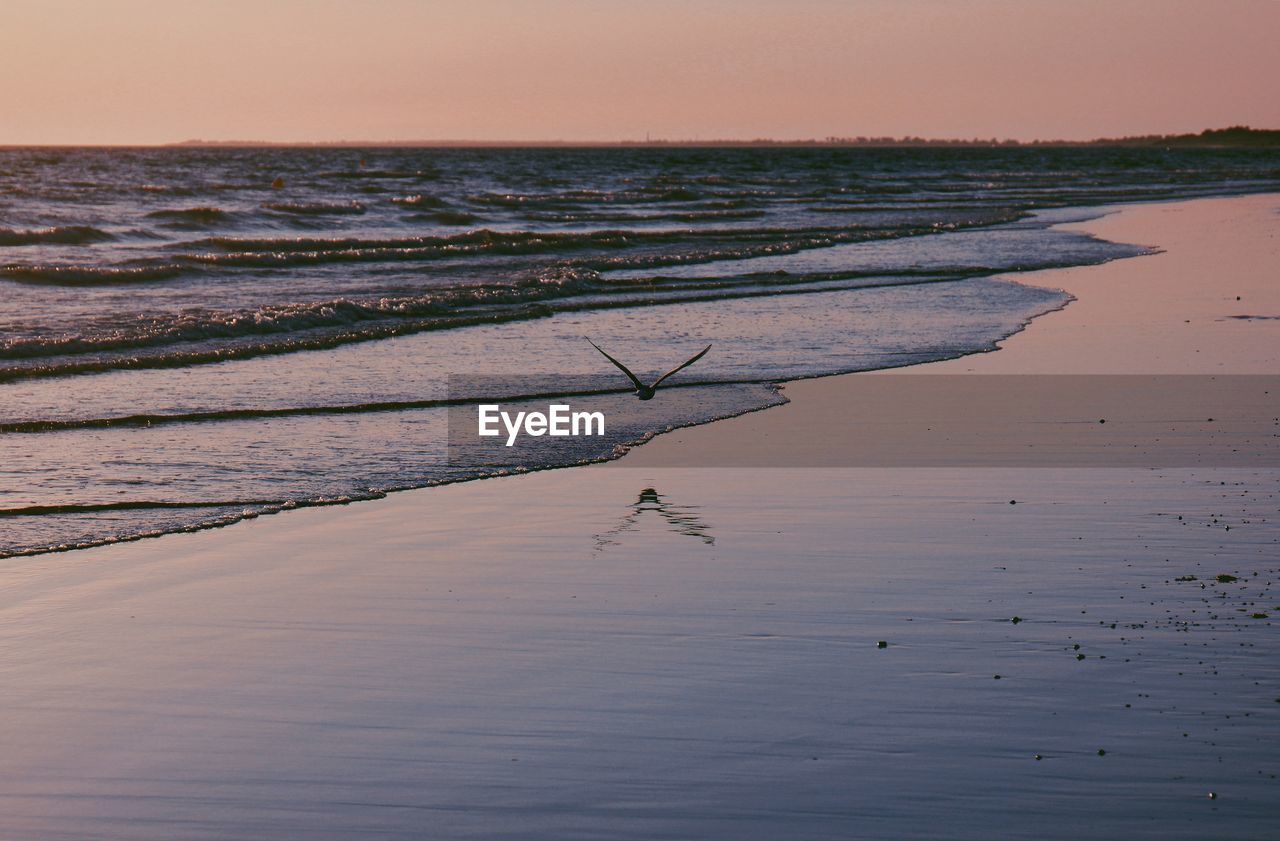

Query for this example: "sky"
[2,0,1278,145]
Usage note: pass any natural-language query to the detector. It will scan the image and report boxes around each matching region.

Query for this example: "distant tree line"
[167,127,1280,148]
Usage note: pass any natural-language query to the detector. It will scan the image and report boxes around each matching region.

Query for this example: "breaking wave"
[261,200,367,215]
[0,225,114,246]
[0,263,186,285]
[146,207,232,223]
[390,194,448,207]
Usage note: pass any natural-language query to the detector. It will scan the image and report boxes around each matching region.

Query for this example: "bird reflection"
[594,487,715,552]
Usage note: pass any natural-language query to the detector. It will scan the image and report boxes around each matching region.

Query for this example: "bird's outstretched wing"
[587,338,645,391]
[651,344,712,389]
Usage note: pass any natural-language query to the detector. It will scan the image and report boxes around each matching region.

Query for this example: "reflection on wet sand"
[594,487,715,551]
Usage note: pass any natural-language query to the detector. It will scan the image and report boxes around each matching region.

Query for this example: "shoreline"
[615,192,1280,467]
[0,198,1084,560]
[3,192,1279,838]
[11,192,1278,558]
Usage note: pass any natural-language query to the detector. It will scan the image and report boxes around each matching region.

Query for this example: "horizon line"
[3,126,1277,150]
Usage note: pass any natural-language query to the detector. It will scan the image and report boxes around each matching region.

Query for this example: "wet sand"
[2,194,1278,839]
[618,193,1280,467]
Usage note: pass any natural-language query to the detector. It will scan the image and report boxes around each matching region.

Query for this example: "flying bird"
[587,338,711,400]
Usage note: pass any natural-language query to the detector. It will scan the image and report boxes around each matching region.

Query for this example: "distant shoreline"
[4,126,1279,150]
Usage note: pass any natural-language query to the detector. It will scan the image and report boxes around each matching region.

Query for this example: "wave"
[186,214,1008,254]
[319,169,440,180]
[0,302,557,383]
[0,499,291,516]
[140,184,196,196]
[184,227,635,253]
[0,263,186,285]
[390,194,448,208]
[175,230,662,268]
[0,269,981,382]
[173,220,970,270]
[261,200,366,215]
[522,209,766,224]
[0,225,114,246]
[145,206,234,227]
[0,388,637,433]
[0,384,794,560]
[0,493,386,559]
[466,187,704,207]
[413,211,480,226]
[0,266,598,360]
[0,375,806,443]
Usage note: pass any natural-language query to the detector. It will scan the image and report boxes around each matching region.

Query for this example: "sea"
[2,145,1278,556]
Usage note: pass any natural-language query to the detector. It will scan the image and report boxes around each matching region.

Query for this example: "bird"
[587,338,711,400]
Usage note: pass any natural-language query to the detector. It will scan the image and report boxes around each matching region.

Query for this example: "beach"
[2,193,1278,838]
[619,193,1280,468]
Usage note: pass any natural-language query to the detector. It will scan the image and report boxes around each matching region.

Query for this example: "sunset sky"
[3,0,1278,145]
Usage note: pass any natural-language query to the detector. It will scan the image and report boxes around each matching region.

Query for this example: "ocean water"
[2,146,1278,555]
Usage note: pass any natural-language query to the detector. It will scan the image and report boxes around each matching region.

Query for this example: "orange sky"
[3,0,1278,145]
